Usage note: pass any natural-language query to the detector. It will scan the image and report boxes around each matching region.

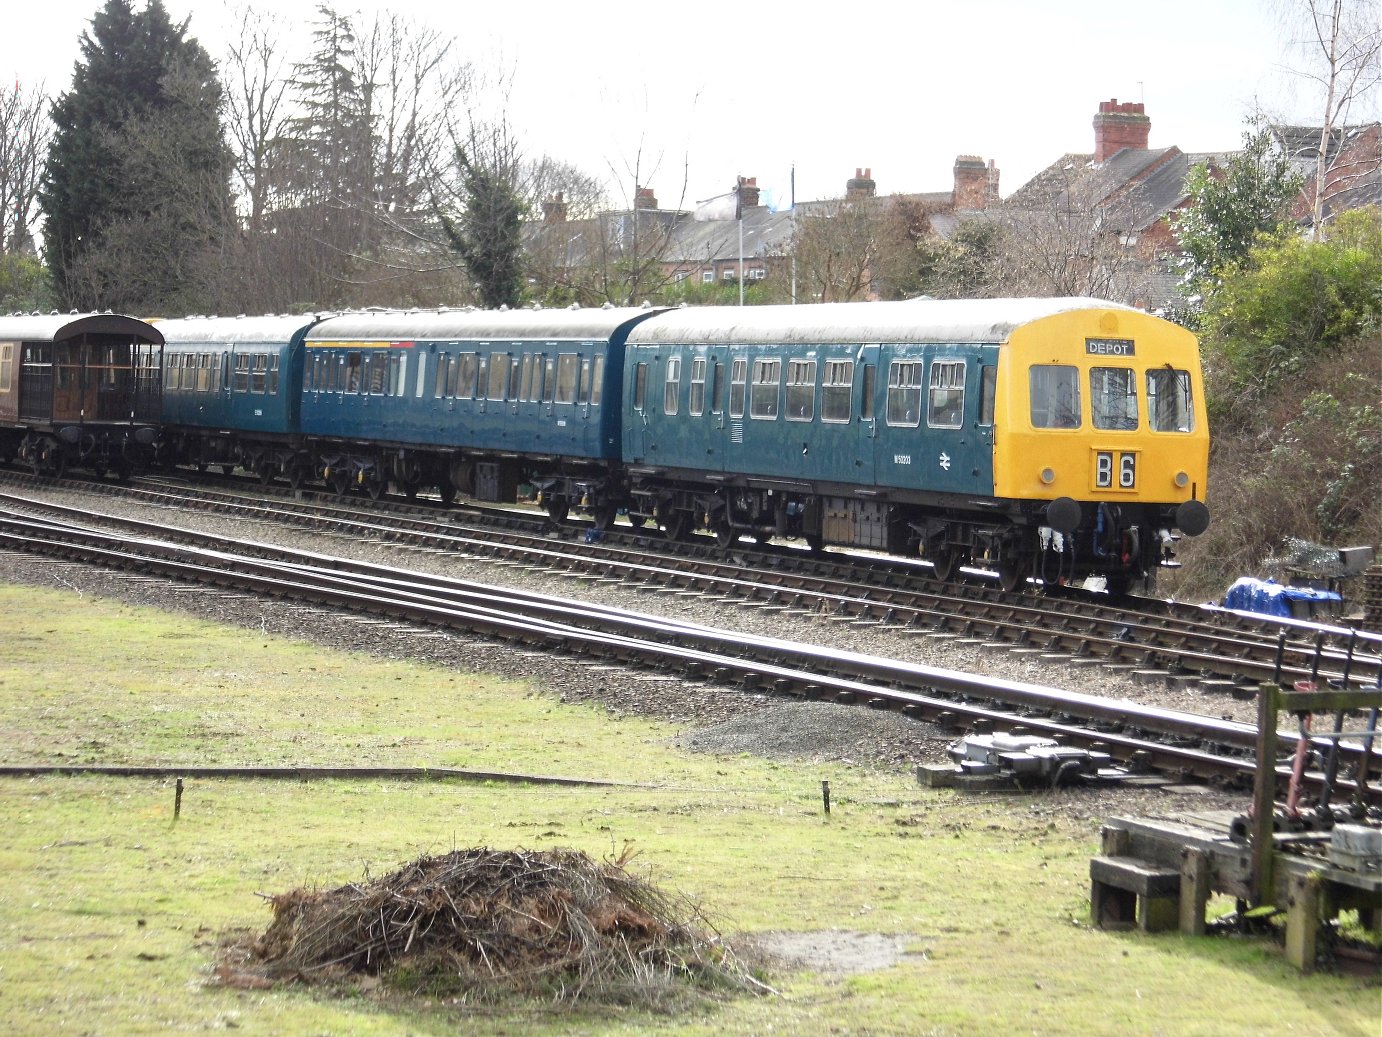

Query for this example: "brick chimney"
[846,167,876,199]
[953,156,999,210]
[635,185,658,210]
[1093,99,1151,162]
[542,192,568,223]
[737,176,760,209]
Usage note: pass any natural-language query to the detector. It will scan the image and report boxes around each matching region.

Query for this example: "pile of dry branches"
[227,847,762,1008]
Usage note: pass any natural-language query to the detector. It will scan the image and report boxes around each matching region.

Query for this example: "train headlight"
[1040,467,1056,485]
[1174,471,1189,488]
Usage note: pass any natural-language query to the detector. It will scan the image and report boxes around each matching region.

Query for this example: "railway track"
[5,469,1377,697]
[0,487,1378,804]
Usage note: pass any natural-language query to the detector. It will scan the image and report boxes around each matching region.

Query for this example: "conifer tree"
[41,0,234,313]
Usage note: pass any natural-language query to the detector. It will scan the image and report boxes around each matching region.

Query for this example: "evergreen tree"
[40,0,234,313]
[1171,121,1304,299]
[439,149,526,310]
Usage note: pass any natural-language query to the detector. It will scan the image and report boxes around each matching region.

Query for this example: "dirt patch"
[742,929,926,976]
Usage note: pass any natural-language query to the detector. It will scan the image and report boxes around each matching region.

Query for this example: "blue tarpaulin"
[1224,577,1342,618]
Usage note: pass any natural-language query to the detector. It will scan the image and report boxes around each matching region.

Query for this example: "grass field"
[0,582,1376,1035]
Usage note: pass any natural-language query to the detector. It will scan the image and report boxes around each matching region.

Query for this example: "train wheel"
[713,522,735,549]
[931,550,962,582]
[221,465,235,477]
[287,464,307,490]
[366,477,387,501]
[627,514,646,529]
[544,497,569,524]
[437,483,456,506]
[402,481,420,501]
[662,510,690,542]
[256,462,276,486]
[591,502,617,531]
[329,470,352,496]
[804,533,824,553]
[996,561,1026,593]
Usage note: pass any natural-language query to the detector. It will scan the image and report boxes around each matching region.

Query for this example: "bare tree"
[1280,0,1382,236]
[0,80,52,254]
[790,197,884,302]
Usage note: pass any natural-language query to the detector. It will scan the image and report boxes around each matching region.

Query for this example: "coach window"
[232,353,250,392]
[165,354,180,391]
[544,358,557,403]
[344,351,364,393]
[689,357,707,415]
[886,360,923,427]
[386,353,405,397]
[249,353,267,394]
[520,354,539,401]
[751,358,780,419]
[1091,367,1137,430]
[455,352,478,399]
[589,356,604,405]
[433,352,450,398]
[633,362,648,411]
[0,344,12,392]
[1146,367,1195,433]
[710,360,725,414]
[1029,365,1081,428]
[577,358,591,404]
[555,353,580,404]
[664,356,681,415]
[485,353,509,401]
[728,358,747,418]
[198,353,213,391]
[508,352,523,400]
[927,360,965,428]
[976,365,996,426]
[786,359,815,421]
[821,359,853,423]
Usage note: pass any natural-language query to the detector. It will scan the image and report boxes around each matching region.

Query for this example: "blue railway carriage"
[0,313,162,477]
[622,297,1210,593]
[299,306,660,511]
[156,314,322,484]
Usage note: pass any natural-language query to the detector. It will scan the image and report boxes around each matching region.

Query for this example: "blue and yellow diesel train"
[0,298,1211,592]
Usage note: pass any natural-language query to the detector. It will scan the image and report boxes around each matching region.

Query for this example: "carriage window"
[664,356,681,415]
[234,353,252,392]
[750,359,780,419]
[345,351,364,393]
[861,363,876,420]
[485,354,509,401]
[555,353,580,404]
[455,352,478,399]
[590,356,604,406]
[198,353,213,392]
[1029,365,1081,428]
[386,353,405,397]
[886,361,923,427]
[1091,367,1138,430]
[544,358,557,403]
[434,353,450,398]
[724,362,746,417]
[0,344,12,393]
[711,361,725,414]
[578,358,592,404]
[928,360,965,428]
[822,359,853,423]
[165,354,181,391]
[1147,368,1195,432]
[520,354,541,401]
[508,353,523,401]
[689,357,707,416]
[786,359,815,422]
[979,365,996,426]
[633,362,648,411]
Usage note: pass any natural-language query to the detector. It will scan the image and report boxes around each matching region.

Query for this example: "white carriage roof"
[627,297,1143,346]
[154,313,328,345]
[0,312,164,344]
[305,306,662,343]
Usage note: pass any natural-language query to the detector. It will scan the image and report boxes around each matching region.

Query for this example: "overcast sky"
[13,0,1328,211]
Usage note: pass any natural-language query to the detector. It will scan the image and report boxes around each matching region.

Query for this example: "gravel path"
[0,488,1253,814]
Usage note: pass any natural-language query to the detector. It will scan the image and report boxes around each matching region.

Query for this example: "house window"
[702,270,714,283]
[747,268,766,280]
[722,269,737,281]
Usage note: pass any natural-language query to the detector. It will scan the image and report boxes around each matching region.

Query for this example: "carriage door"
[856,343,880,483]
[626,359,649,460]
[19,342,53,422]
